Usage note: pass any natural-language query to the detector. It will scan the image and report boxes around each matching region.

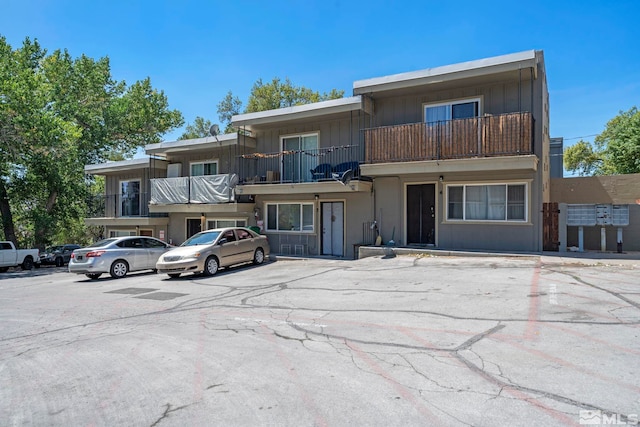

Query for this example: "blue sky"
[2,0,639,155]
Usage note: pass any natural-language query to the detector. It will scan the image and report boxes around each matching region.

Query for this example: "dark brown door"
[187,218,202,239]
[407,184,436,245]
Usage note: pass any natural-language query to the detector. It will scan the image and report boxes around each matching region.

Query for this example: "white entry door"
[322,202,344,256]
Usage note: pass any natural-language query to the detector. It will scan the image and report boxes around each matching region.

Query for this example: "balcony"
[86,193,167,218]
[149,174,237,205]
[363,112,533,164]
[237,145,364,185]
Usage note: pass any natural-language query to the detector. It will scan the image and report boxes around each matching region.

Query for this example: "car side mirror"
[218,238,228,245]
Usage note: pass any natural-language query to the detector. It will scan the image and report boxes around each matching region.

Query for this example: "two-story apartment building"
[356,50,549,252]
[84,50,549,256]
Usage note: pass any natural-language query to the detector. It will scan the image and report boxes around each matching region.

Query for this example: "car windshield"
[181,231,220,246]
[87,238,118,248]
[45,246,63,253]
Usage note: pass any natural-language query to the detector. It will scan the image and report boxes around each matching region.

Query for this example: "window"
[237,229,252,240]
[221,230,236,242]
[266,203,314,232]
[109,230,137,237]
[206,219,246,229]
[117,238,144,248]
[143,238,168,248]
[190,160,218,176]
[281,133,318,182]
[120,180,141,216]
[447,184,527,222]
[424,99,480,124]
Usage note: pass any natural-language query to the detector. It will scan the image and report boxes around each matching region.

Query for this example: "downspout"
[531,66,534,154]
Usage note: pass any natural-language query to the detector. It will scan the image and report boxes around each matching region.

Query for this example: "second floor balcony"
[86,192,167,218]
[237,145,363,185]
[363,112,533,164]
[150,174,238,205]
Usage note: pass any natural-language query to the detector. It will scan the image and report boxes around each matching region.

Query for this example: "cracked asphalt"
[0,254,638,426]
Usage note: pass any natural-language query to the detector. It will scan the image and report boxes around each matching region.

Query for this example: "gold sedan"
[156,227,270,278]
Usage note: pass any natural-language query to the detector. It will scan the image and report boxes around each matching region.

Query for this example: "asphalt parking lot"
[0,253,638,426]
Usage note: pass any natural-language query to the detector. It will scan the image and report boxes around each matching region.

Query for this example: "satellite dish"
[209,124,220,136]
[332,169,354,186]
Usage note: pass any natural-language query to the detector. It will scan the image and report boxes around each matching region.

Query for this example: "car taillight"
[70,253,75,259]
[85,250,106,258]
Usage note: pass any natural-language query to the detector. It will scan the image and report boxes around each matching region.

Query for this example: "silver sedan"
[156,227,270,278]
[69,236,173,280]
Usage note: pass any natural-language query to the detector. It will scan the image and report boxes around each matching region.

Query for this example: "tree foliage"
[0,36,183,246]
[216,91,242,134]
[564,106,640,176]
[245,77,344,113]
[179,116,213,139]
[215,78,344,133]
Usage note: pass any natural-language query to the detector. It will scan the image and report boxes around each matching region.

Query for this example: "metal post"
[578,226,584,252]
[600,227,606,252]
[558,203,567,252]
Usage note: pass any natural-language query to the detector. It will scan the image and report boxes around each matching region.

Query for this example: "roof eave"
[353,50,539,95]
[145,134,256,155]
[84,158,167,174]
[231,96,367,128]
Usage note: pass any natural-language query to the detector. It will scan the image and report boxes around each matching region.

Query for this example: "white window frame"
[205,218,248,230]
[109,230,137,238]
[119,179,141,217]
[189,159,219,176]
[265,202,315,233]
[445,182,528,223]
[280,132,319,183]
[423,97,482,123]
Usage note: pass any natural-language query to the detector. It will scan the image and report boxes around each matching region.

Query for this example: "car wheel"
[0,267,8,273]
[203,256,219,276]
[21,257,34,270]
[55,257,64,267]
[253,248,265,265]
[168,273,181,279]
[109,260,129,279]
[86,273,102,280]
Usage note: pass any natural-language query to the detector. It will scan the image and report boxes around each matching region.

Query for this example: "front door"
[407,184,436,245]
[187,218,202,239]
[322,202,344,256]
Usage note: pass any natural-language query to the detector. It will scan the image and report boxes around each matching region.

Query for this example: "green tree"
[564,106,640,175]
[216,90,242,133]
[214,78,344,135]
[179,116,214,139]
[563,140,602,176]
[245,77,344,113]
[0,36,183,246]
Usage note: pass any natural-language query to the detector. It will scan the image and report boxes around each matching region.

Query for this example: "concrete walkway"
[354,246,640,267]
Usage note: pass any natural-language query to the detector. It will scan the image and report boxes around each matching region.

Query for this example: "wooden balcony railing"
[363,112,533,164]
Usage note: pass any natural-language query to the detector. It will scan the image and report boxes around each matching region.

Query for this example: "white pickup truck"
[0,241,40,272]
